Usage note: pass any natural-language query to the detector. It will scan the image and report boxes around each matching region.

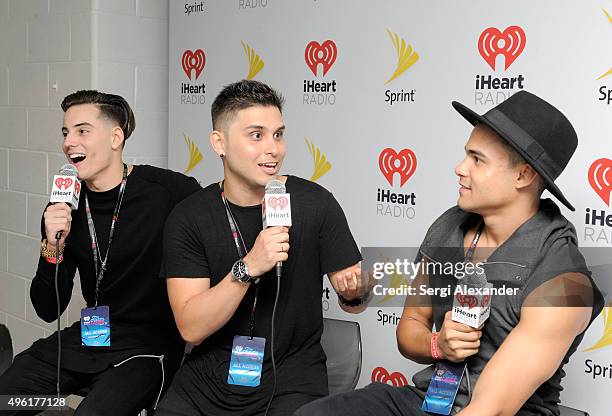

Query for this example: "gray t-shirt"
[411,199,604,415]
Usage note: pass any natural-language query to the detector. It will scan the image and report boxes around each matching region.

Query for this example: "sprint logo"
[384,29,419,106]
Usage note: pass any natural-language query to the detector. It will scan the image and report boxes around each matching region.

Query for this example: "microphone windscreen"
[463,266,488,288]
[265,179,285,194]
[59,164,78,177]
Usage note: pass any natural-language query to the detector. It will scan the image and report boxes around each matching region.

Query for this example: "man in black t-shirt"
[0,91,201,416]
[155,80,366,416]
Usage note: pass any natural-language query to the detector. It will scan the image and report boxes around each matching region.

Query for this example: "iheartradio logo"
[478,26,526,71]
[588,158,612,206]
[305,40,337,77]
[55,177,74,190]
[182,49,206,80]
[268,196,288,210]
[378,148,417,188]
[263,193,292,227]
[455,294,479,309]
[371,367,408,387]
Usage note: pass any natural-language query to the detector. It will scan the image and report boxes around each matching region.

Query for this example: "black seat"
[320,318,362,395]
[0,324,13,376]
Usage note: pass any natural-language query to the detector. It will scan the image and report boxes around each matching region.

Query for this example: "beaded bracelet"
[431,332,441,360]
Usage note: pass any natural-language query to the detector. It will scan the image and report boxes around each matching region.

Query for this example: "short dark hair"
[498,138,546,195]
[498,138,526,168]
[211,80,284,131]
[61,90,136,140]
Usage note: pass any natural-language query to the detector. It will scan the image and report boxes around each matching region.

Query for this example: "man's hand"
[243,226,289,277]
[436,311,482,362]
[330,263,363,301]
[43,203,72,250]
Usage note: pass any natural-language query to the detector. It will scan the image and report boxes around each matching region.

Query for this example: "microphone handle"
[55,230,63,241]
[276,261,282,278]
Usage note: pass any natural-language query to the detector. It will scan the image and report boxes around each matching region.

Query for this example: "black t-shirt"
[161,175,362,415]
[25,165,201,372]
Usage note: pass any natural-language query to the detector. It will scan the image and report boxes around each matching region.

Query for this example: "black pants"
[0,352,164,416]
[156,383,320,416]
[293,382,430,416]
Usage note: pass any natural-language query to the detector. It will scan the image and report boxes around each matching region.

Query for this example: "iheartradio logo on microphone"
[474,25,526,106]
[268,196,288,210]
[452,288,492,328]
[55,177,74,190]
[303,40,338,106]
[50,175,80,208]
[584,158,612,244]
[179,48,206,105]
[375,147,417,220]
[371,367,408,387]
[262,194,292,228]
[455,294,479,309]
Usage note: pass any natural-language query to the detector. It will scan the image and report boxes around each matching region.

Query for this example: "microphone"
[262,180,292,278]
[451,266,493,328]
[49,164,80,240]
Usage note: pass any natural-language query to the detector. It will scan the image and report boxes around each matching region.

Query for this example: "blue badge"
[228,336,266,387]
[421,361,465,415]
[80,306,111,347]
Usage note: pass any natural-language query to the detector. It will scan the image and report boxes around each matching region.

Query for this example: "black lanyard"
[219,181,260,339]
[84,164,128,307]
[464,220,485,262]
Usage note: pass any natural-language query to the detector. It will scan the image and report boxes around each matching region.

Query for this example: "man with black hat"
[295,91,604,415]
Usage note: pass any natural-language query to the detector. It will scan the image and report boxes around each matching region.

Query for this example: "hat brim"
[451,100,575,211]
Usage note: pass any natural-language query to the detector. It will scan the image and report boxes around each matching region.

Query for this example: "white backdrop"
[168,1,612,413]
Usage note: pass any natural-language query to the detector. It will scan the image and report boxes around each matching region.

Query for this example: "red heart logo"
[55,177,73,190]
[181,49,206,80]
[268,196,288,210]
[371,367,408,387]
[305,40,337,77]
[478,26,526,71]
[588,158,612,206]
[456,294,479,309]
[378,148,417,188]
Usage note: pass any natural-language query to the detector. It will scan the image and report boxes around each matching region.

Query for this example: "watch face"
[233,260,247,281]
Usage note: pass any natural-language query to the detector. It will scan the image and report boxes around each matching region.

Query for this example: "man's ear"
[515,163,539,190]
[210,130,226,158]
[111,126,125,150]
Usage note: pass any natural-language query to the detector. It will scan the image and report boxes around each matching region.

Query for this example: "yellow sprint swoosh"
[242,41,265,80]
[304,138,331,182]
[385,29,419,85]
[183,133,203,174]
[584,305,612,352]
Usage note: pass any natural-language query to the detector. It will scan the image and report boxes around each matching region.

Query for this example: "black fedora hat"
[452,91,577,211]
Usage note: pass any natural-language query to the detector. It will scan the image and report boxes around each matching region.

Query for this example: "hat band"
[485,109,562,178]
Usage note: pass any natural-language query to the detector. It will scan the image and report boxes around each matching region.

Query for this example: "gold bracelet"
[40,239,65,258]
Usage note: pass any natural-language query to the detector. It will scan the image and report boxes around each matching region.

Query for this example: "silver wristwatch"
[231,258,254,284]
